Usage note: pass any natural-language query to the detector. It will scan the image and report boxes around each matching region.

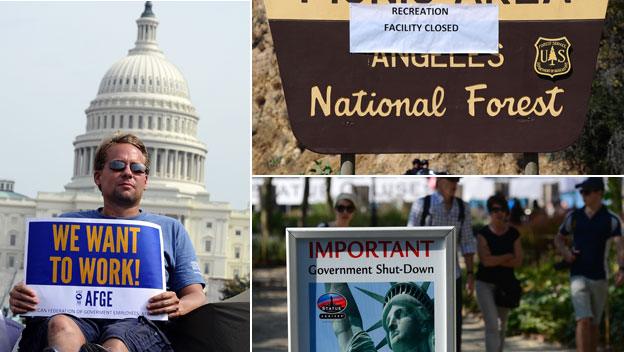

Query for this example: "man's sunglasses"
[335,205,355,214]
[490,207,506,214]
[109,160,148,175]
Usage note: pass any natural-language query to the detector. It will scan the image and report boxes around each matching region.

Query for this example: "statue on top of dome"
[141,1,155,18]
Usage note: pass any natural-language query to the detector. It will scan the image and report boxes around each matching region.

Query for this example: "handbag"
[494,276,522,308]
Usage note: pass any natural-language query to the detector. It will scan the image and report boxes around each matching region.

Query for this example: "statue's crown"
[383,282,434,315]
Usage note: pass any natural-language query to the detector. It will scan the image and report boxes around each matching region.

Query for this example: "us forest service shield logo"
[534,37,572,78]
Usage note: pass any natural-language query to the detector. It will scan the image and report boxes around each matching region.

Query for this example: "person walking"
[475,194,523,352]
[554,177,624,352]
[407,177,476,351]
[404,158,423,175]
[319,193,358,228]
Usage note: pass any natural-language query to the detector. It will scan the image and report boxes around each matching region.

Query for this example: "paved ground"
[252,267,574,352]
[253,267,288,352]
[461,314,573,352]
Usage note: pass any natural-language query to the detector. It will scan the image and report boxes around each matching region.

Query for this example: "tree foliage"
[220,275,250,300]
[562,3,624,173]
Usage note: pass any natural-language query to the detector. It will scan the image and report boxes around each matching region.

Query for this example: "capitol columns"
[73,149,79,177]
[200,156,205,183]
[186,152,191,180]
[164,148,169,177]
[89,146,95,174]
[174,150,179,179]
[195,154,200,182]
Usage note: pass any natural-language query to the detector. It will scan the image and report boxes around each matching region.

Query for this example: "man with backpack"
[407,177,476,351]
[554,177,624,352]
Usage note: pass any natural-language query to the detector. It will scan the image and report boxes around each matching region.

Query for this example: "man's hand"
[616,270,624,287]
[9,282,39,314]
[464,254,475,296]
[148,291,182,318]
[564,248,579,264]
[148,284,205,319]
[465,273,475,296]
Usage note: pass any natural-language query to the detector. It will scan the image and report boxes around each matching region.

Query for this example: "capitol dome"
[97,54,190,99]
[66,1,208,197]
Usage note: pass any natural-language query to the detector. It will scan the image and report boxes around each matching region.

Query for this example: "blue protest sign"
[24,218,166,320]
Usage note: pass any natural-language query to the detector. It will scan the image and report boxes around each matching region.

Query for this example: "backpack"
[419,195,465,236]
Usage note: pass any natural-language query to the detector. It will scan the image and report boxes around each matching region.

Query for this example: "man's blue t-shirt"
[559,206,622,280]
[60,209,205,292]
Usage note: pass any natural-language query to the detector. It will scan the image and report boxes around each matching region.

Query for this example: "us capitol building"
[0,2,249,307]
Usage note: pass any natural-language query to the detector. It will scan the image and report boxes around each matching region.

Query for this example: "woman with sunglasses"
[475,194,523,352]
[319,193,357,227]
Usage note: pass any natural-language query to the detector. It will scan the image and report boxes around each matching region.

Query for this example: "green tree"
[605,177,622,350]
[259,177,274,264]
[562,3,624,173]
[299,177,310,226]
[220,275,250,300]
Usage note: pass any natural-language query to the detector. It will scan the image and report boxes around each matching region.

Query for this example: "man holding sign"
[9,134,206,352]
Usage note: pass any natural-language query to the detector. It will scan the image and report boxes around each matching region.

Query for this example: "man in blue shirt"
[9,133,206,352]
[554,177,624,352]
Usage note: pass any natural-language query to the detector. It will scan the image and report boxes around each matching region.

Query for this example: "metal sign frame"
[286,226,456,352]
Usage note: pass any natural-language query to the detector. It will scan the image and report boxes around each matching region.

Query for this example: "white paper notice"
[350,4,498,54]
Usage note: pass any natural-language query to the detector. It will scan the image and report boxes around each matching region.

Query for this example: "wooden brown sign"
[265,0,609,153]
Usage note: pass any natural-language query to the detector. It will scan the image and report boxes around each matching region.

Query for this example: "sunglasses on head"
[335,205,355,214]
[109,160,148,175]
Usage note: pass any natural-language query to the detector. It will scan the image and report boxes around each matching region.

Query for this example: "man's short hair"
[94,133,150,174]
